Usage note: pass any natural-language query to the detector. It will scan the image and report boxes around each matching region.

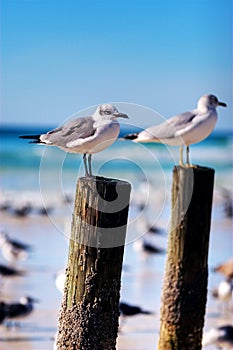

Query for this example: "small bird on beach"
[212,279,233,312]
[11,203,32,217]
[220,188,233,218]
[124,94,227,166]
[3,296,38,328]
[0,198,12,212]
[119,302,153,317]
[202,325,233,349]
[19,104,129,176]
[0,264,25,278]
[119,302,154,331]
[0,264,25,288]
[0,231,32,264]
[133,237,165,256]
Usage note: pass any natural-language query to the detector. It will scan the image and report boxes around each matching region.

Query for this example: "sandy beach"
[0,183,232,350]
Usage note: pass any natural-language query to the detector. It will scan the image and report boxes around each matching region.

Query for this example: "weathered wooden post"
[158,166,215,350]
[56,176,131,350]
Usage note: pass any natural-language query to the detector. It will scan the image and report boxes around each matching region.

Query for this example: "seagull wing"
[138,111,197,141]
[41,116,96,146]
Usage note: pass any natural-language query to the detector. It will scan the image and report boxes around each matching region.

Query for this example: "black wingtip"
[123,133,139,140]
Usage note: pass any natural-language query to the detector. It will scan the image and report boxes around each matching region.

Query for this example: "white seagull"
[202,325,233,349]
[0,231,32,264]
[3,296,38,328]
[124,94,227,166]
[19,104,129,176]
[212,279,233,313]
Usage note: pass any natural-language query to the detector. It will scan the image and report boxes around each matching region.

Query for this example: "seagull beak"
[113,112,129,119]
[218,101,227,107]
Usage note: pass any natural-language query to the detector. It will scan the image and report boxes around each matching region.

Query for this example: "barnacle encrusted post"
[158,166,215,350]
[56,176,131,350]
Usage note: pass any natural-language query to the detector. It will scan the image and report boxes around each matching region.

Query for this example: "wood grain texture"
[57,176,131,350]
[158,166,215,350]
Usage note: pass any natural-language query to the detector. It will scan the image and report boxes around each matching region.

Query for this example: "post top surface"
[79,176,131,187]
[173,165,215,173]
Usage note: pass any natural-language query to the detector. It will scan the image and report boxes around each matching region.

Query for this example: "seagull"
[119,302,153,317]
[0,264,25,278]
[0,198,12,212]
[19,104,129,176]
[0,266,24,289]
[220,188,233,218]
[124,94,227,166]
[0,231,32,264]
[119,301,154,331]
[11,203,32,217]
[202,325,233,349]
[133,237,165,256]
[3,296,38,328]
[0,264,25,287]
[212,279,233,313]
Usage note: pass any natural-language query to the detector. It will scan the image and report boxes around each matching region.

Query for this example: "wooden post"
[158,166,215,350]
[56,176,131,350]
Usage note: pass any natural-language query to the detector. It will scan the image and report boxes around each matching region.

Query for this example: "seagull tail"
[19,135,42,144]
[123,133,139,140]
[15,269,27,276]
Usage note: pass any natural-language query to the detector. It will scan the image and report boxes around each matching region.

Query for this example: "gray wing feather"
[143,111,197,139]
[42,117,96,146]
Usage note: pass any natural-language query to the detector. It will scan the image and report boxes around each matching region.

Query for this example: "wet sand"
[0,191,232,350]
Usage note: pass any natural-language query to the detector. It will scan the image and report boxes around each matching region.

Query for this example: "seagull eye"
[210,96,217,104]
[104,110,112,115]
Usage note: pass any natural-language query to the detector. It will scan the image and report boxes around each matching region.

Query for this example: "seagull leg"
[88,154,93,177]
[186,146,190,167]
[83,154,89,176]
[179,146,185,167]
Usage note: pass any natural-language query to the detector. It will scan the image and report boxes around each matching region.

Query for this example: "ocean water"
[1,125,232,191]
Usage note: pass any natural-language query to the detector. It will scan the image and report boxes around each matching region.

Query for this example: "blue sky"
[1,0,232,130]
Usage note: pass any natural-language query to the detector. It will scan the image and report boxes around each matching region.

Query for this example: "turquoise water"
[0,126,232,193]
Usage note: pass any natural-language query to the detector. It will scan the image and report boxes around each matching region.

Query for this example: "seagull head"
[94,104,129,120]
[20,296,40,304]
[197,94,227,111]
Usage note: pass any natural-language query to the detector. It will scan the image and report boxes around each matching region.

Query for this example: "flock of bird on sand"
[0,223,232,348]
